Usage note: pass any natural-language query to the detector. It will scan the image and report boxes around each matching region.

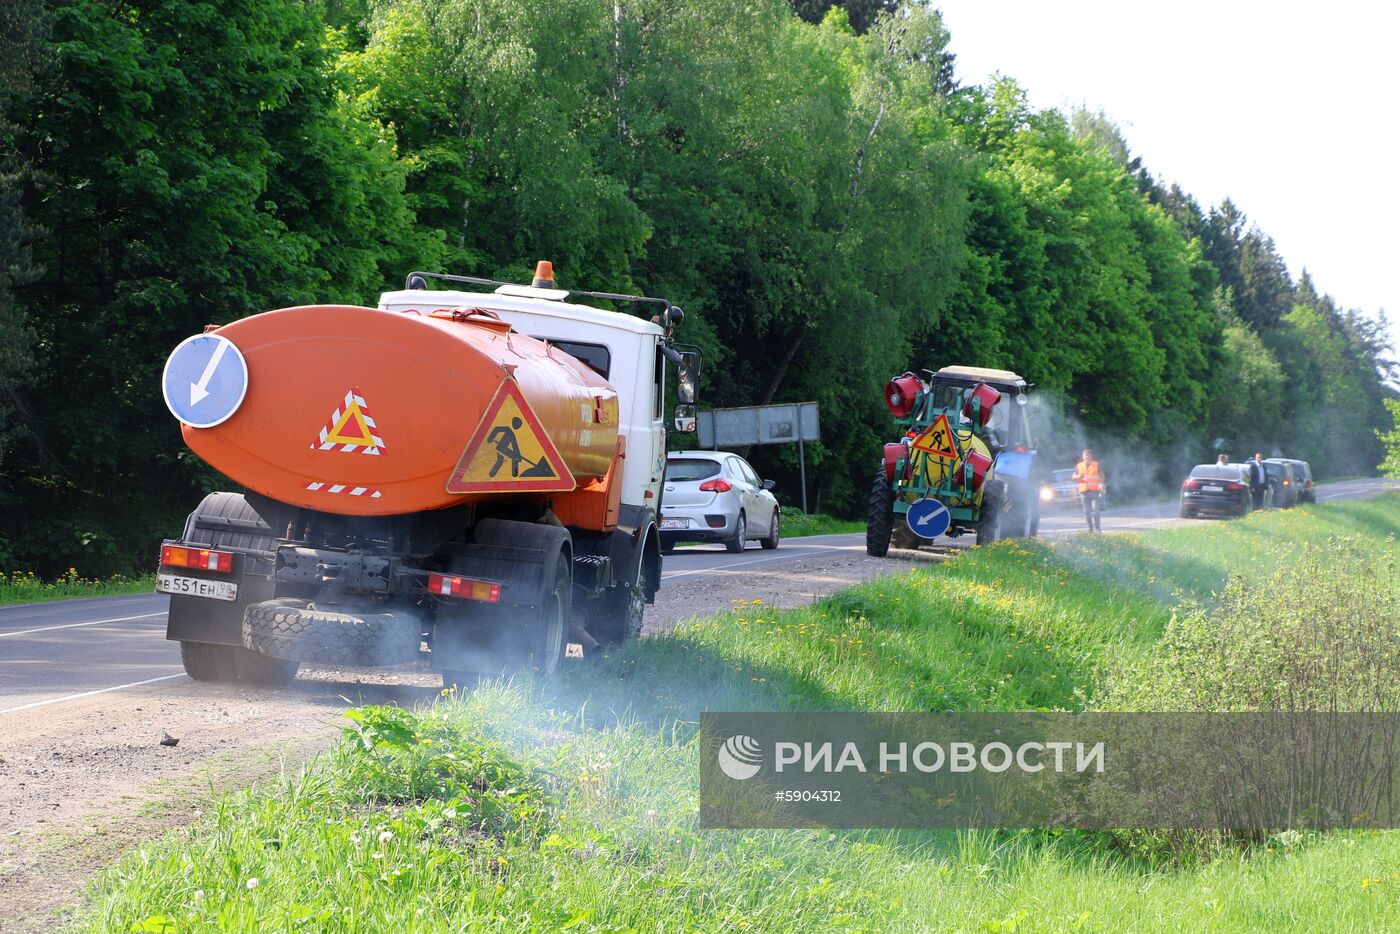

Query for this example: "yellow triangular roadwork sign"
[911,413,959,461]
[447,380,576,493]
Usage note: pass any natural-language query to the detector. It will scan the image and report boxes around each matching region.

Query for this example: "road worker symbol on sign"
[911,413,959,461]
[447,380,575,494]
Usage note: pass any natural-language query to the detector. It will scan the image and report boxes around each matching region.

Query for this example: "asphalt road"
[2,476,1392,715]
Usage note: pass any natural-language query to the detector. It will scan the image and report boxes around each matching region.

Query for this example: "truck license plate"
[157,573,238,602]
[1202,485,1223,492]
[660,518,688,529]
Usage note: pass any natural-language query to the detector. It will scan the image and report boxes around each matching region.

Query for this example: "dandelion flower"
[379,830,394,844]
[246,878,260,890]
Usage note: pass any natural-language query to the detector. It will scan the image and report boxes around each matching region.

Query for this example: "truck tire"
[726,513,747,553]
[179,640,299,686]
[179,641,241,682]
[528,555,570,674]
[867,469,893,557]
[243,601,421,667]
[976,480,1005,546]
[590,558,645,646]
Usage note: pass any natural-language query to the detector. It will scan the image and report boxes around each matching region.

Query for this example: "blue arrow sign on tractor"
[162,333,249,429]
[906,497,951,540]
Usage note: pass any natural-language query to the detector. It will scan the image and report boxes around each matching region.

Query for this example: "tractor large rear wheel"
[976,480,1005,546]
[867,469,893,557]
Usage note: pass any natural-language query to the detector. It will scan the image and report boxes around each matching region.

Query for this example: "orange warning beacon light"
[532,261,555,289]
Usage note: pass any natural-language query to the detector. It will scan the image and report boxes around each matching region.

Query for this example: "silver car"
[659,451,781,553]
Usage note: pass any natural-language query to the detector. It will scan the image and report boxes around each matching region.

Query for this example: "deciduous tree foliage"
[0,0,1393,574]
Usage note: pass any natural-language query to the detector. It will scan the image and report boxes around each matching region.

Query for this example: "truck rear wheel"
[591,561,645,647]
[529,555,570,674]
[243,601,421,667]
[867,469,893,557]
[179,640,299,686]
[179,641,240,682]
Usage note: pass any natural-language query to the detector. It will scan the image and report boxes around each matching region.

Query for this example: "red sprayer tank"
[182,304,619,517]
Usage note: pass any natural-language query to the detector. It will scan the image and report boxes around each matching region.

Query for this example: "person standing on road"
[1250,453,1268,508]
[1073,448,1105,533]
[1217,453,1230,466]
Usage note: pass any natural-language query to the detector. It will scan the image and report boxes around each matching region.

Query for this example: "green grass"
[0,568,154,606]
[779,511,865,537]
[71,497,1400,932]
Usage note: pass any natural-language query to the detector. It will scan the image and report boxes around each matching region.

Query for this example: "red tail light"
[1225,482,1247,491]
[699,478,733,493]
[1182,479,1200,490]
[427,573,500,603]
[161,545,234,573]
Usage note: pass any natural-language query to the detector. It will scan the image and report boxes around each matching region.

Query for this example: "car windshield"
[1264,463,1287,479]
[665,458,721,482]
[1189,465,1242,481]
[1051,469,1075,482]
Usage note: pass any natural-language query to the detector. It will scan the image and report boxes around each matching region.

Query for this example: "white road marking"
[662,545,865,581]
[0,672,187,715]
[0,611,166,638]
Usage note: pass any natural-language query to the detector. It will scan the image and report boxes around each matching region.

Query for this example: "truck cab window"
[537,338,611,379]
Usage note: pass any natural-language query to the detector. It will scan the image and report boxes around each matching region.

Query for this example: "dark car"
[1180,464,1253,518]
[1039,468,1079,512]
[1276,458,1315,503]
[1263,459,1301,508]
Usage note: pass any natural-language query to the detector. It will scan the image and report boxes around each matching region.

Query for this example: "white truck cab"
[377,282,671,512]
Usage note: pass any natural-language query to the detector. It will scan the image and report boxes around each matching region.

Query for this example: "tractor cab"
[868,365,1038,556]
[925,367,1032,455]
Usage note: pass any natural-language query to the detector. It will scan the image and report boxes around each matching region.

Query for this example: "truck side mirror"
[677,352,700,405]
[674,403,697,433]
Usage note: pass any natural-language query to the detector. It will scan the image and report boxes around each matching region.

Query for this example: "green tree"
[0,0,48,481]
[1378,399,1400,478]
[4,0,412,574]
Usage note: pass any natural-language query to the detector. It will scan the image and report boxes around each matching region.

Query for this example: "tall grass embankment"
[0,568,153,606]
[75,497,1400,932]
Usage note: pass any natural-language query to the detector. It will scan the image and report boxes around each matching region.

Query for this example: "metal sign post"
[697,402,821,513]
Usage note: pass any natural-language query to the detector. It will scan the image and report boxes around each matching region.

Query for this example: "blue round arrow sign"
[161,333,249,429]
[906,497,951,539]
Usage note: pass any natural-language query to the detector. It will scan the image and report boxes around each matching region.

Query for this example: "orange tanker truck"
[156,264,700,687]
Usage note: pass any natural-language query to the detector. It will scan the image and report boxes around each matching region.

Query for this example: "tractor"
[867,366,1037,556]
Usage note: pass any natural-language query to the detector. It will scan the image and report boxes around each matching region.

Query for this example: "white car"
[659,451,780,553]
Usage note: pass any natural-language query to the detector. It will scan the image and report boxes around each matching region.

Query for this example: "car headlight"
[1039,486,1055,502]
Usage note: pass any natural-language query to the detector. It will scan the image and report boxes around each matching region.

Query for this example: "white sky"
[933,1,1400,350]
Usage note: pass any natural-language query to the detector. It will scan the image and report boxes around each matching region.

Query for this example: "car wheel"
[760,510,780,550]
[726,513,746,553]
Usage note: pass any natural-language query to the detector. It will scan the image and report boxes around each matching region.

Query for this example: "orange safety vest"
[1074,459,1103,493]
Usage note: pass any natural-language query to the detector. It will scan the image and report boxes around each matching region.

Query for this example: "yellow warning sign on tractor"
[911,413,959,461]
[446,380,576,494]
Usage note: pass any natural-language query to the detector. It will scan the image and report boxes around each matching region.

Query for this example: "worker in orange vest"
[1072,448,1105,533]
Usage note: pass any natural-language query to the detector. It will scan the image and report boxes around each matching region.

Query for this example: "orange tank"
[182,305,620,517]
